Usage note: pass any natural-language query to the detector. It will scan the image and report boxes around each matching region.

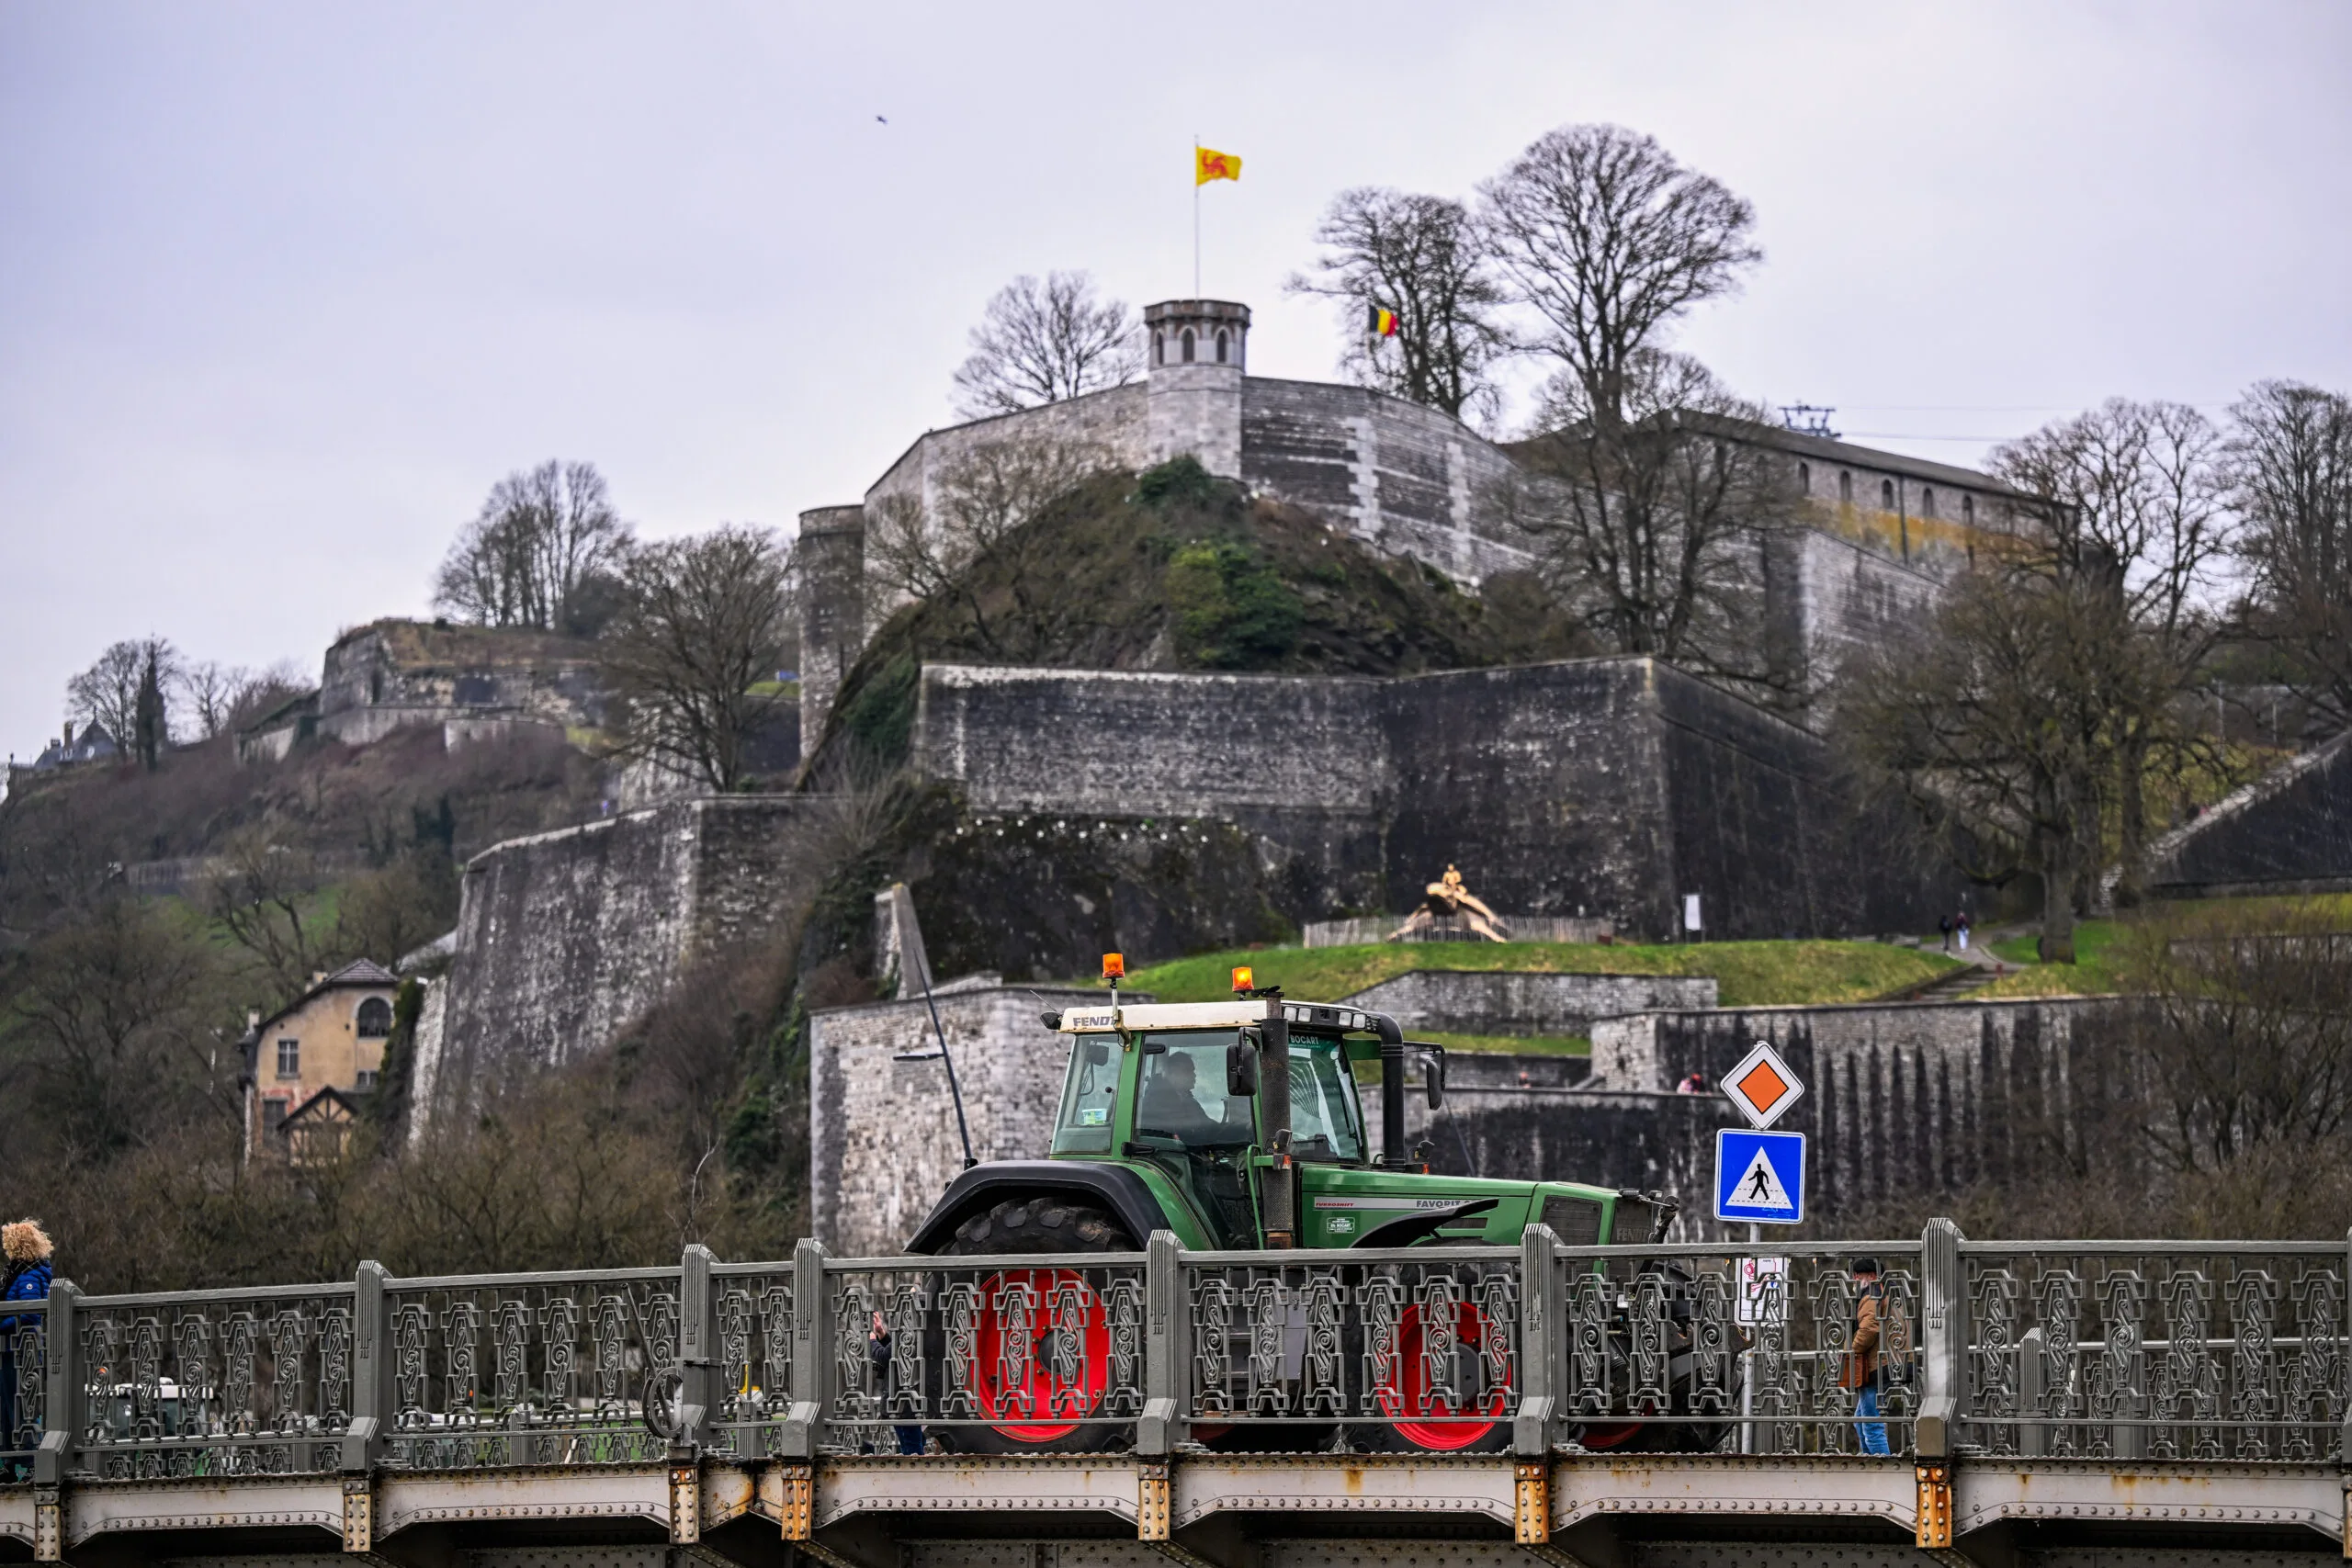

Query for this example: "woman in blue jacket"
[2,1219,53,1470]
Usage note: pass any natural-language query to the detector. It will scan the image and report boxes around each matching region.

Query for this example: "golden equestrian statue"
[1387,864,1511,942]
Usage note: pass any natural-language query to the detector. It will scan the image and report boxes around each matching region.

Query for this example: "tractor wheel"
[932,1198,1136,1455]
[1347,1264,1514,1455]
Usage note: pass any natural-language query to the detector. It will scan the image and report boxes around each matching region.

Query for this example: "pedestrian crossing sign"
[1714,1128,1805,1224]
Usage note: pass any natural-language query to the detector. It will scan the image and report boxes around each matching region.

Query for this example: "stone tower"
[796,504,866,750]
[1143,299,1250,479]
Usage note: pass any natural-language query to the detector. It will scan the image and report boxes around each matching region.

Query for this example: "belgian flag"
[1368,304,1400,340]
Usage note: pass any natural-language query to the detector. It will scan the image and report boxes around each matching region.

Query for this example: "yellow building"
[242,959,400,1161]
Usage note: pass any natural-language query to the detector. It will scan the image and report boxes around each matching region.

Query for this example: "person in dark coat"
[867,1311,925,1455]
[2,1220,54,1471]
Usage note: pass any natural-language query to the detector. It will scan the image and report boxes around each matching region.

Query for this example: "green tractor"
[905,962,1681,1456]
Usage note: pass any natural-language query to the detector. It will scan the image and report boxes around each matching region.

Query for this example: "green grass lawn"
[1973,891,2352,998]
[1411,1029,1590,1056]
[1114,938,1962,1010]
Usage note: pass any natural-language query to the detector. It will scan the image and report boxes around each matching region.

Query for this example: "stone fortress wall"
[316,619,605,748]
[910,657,1954,941]
[792,297,2037,744]
[408,794,812,1134]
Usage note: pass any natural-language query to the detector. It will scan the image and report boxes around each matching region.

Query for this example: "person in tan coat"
[1842,1256,1890,1454]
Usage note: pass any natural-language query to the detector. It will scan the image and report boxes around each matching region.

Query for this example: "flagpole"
[1193,136,1201,297]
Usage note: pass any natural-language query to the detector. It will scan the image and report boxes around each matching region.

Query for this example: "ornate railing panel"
[1959,1242,2349,1462]
[1552,1243,1922,1458]
[1183,1247,1521,1442]
[707,1260,793,1460]
[74,1283,355,1478]
[2,1298,45,1472]
[383,1268,679,1468]
[820,1251,1148,1452]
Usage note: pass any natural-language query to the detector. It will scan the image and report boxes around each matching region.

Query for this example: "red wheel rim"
[969,1269,1109,1443]
[1371,1299,1509,1450]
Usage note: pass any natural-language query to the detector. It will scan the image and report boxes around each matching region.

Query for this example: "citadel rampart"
[909,656,1953,939]
[2141,728,2352,897]
[410,795,812,1132]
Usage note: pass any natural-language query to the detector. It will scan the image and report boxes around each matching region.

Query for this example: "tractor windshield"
[1285,1033,1365,1162]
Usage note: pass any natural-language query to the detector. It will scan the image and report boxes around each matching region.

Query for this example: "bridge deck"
[4,1453,2344,1566]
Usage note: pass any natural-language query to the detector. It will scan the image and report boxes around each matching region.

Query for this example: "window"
[1181,327,1195,364]
[1152,331,1164,366]
[1880,479,1896,509]
[356,997,392,1039]
[1920,487,1938,519]
[1283,1035,1365,1162]
[1215,328,1228,364]
[1133,1035,1251,1149]
[1051,1036,1120,1155]
[1962,494,1976,525]
[277,1038,300,1078]
[265,1096,290,1129]
[1796,461,1811,495]
[356,1069,379,1092]
[1838,470,1853,503]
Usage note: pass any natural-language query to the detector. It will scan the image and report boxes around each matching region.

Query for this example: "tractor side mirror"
[1082,1040,1111,1066]
[1421,1052,1445,1110]
[1227,1038,1261,1097]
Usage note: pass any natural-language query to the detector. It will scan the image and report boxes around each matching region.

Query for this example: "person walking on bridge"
[1,1220,53,1473]
[1841,1256,1889,1455]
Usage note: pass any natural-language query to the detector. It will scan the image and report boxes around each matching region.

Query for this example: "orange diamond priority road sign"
[1723,1040,1804,1129]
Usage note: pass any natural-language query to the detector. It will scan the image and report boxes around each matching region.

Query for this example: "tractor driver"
[1138,1049,1233,1146]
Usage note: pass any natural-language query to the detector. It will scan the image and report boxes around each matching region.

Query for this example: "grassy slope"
[1116,939,1962,1010]
[1975,892,2352,998]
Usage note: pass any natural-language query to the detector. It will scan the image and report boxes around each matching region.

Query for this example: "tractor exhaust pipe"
[1370,1011,1409,1168]
[1259,1000,1295,1247]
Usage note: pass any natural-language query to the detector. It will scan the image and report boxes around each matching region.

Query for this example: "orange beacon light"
[1102,953,1125,981]
[1231,965,1254,993]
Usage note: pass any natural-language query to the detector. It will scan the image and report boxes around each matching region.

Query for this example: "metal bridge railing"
[1957,1239,2352,1462]
[4,1224,2345,1480]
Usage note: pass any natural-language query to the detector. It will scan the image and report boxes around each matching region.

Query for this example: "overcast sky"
[3,2,2347,761]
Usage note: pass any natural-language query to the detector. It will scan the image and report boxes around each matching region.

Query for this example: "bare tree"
[1991,400,2231,901]
[66,638,155,748]
[2,895,232,1156]
[206,831,340,1004]
[950,272,1141,420]
[1836,564,2165,962]
[1285,188,1510,422]
[434,460,632,635]
[175,659,309,740]
[2226,380,2352,730]
[1478,123,1761,429]
[2119,905,2352,1173]
[180,661,244,739]
[864,436,1115,660]
[599,525,796,793]
[1501,352,1797,698]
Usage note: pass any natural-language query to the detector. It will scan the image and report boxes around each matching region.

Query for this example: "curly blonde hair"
[3,1220,53,1264]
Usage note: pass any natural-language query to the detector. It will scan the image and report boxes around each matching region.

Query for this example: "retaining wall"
[809,986,1133,1257]
[413,795,813,1133]
[1339,971,1717,1039]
